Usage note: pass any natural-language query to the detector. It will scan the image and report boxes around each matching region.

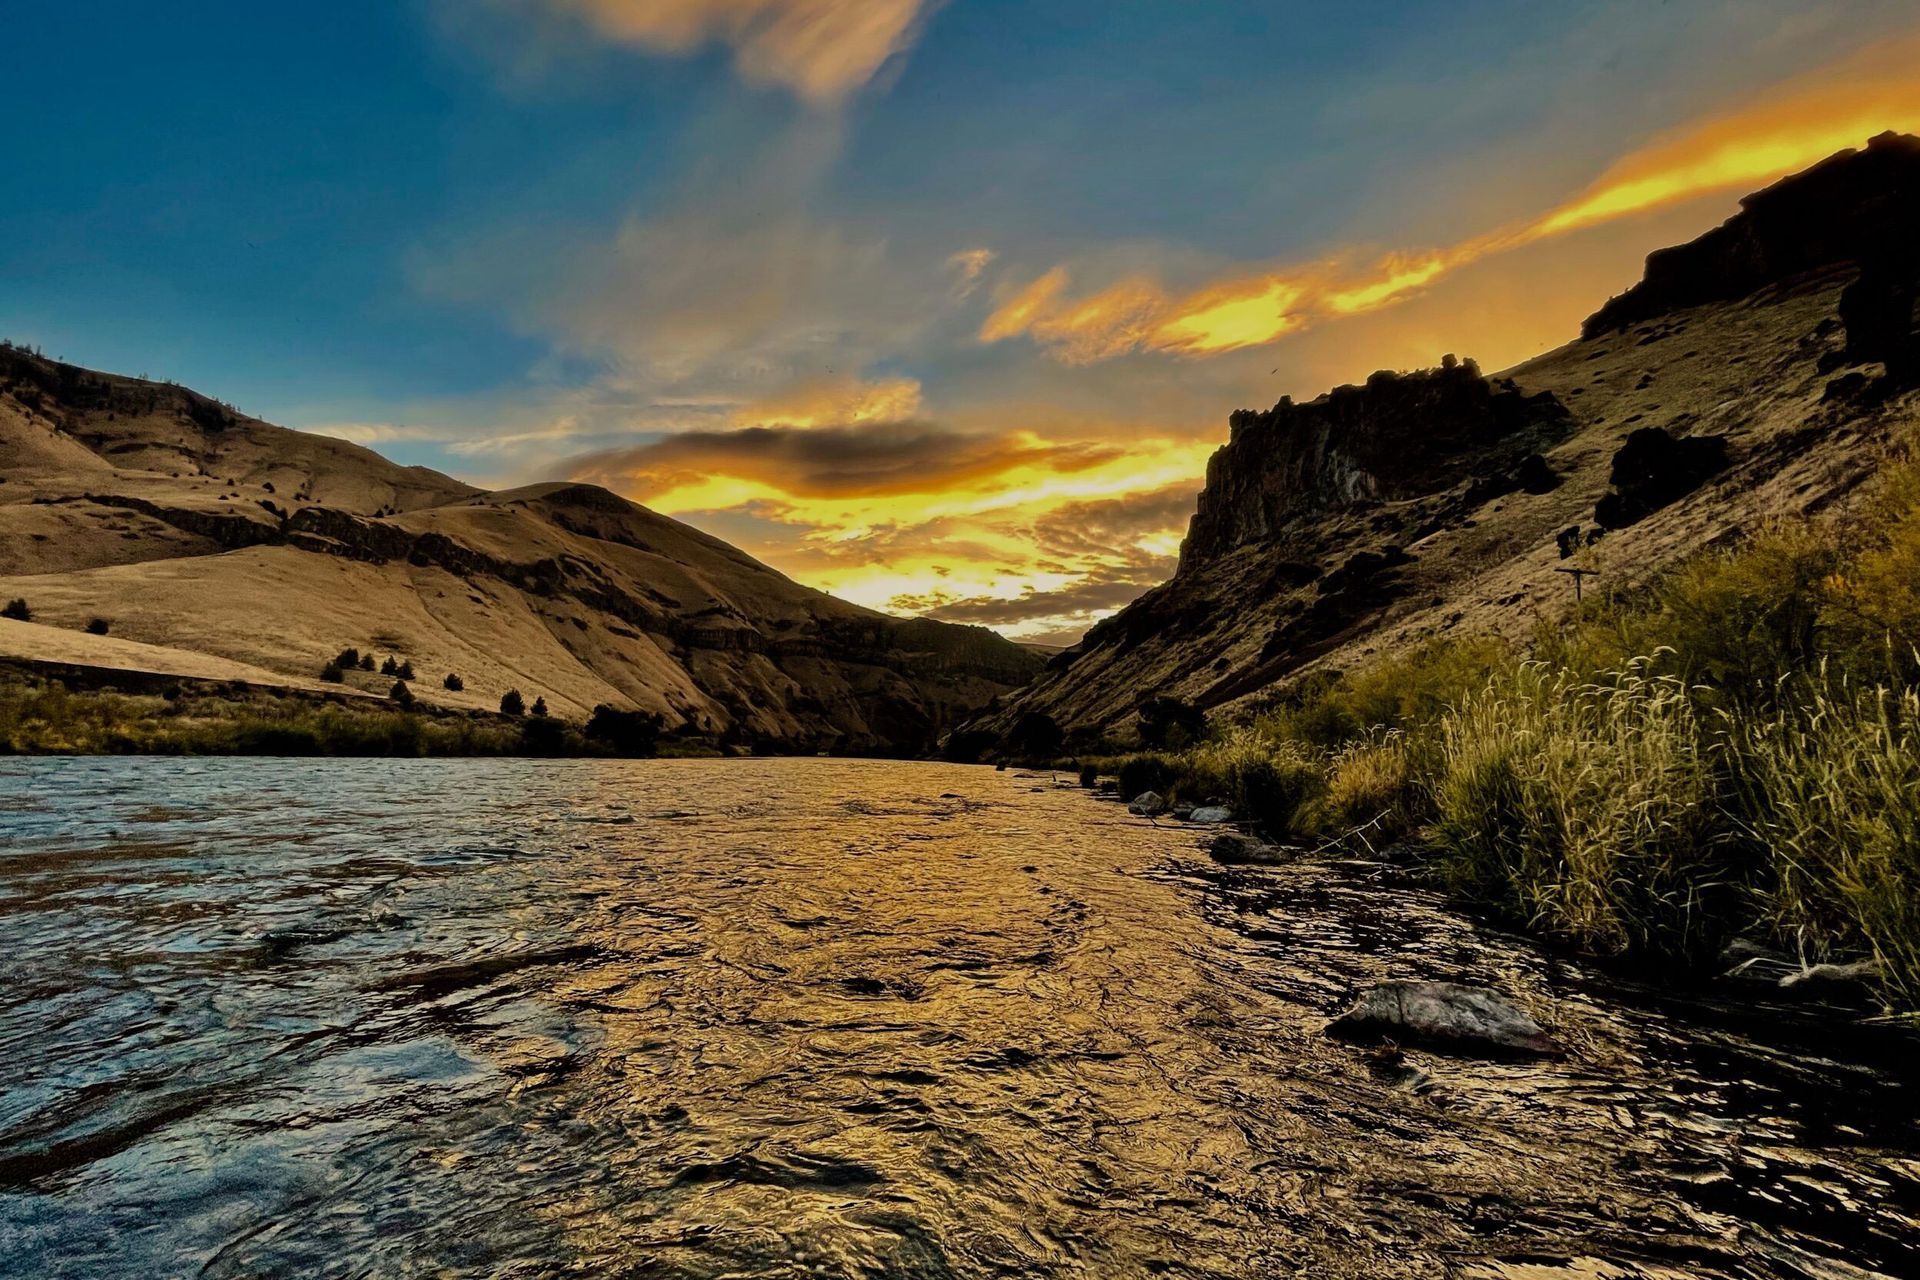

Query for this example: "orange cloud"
[546,0,932,103]
[984,31,1920,363]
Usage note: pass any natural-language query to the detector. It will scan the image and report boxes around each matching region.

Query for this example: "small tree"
[396,660,415,680]
[358,654,375,671]
[443,672,464,692]
[1138,697,1209,749]
[380,655,399,676]
[321,662,346,683]
[85,617,110,636]
[530,696,549,718]
[500,689,525,717]
[389,680,414,706]
[333,647,361,670]
[1,598,29,622]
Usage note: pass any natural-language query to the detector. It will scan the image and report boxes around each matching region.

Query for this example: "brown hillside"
[0,349,1041,753]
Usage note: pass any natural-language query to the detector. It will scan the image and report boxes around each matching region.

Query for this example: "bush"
[396,661,415,681]
[1430,662,1728,958]
[1116,753,1174,802]
[389,680,414,706]
[1137,697,1208,749]
[333,647,361,670]
[1216,735,1325,839]
[321,663,346,683]
[530,696,549,718]
[1078,763,1098,788]
[1732,680,1920,1004]
[1317,732,1425,842]
[381,656,398,676]
[1259,636,1508,748]
[585,704,664,757]
[443,672,464,692]
[500,689,525,717]
[358,654,375,671]
[85,618,109,636]
[519,714,567,755]
[2,599,30,622]
[1005,710,1063,759]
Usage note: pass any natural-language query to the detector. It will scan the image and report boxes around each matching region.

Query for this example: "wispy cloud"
[535,0,936,103]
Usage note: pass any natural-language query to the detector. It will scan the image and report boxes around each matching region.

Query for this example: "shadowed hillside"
[965,133,1920,749]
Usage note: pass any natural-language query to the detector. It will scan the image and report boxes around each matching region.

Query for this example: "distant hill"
[0,349,1042,754]
[962,132,1920,748]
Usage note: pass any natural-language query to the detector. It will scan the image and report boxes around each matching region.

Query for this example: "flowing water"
[0,757,1914,1279]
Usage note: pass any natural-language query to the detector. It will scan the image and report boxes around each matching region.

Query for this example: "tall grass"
[1733,678,1920,1003]
[1429,661,1729,958]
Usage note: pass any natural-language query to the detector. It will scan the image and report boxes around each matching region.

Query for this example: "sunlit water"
[0,758,1914,1279]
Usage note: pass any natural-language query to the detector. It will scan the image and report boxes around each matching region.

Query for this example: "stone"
[1778,960,1883,991]
[1127,791,1168,817]
[1327,980,1560,1057]
[1593,426,1728,529]
[1207,832,1288,865]
[1187,805,1234,824]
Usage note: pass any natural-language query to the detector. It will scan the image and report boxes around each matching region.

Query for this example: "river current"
[0,757,1913,1278]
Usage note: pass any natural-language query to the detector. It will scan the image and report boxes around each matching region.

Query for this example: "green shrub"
[1430,662,1728,958]
[389,680,414,706]
[1257,636,1509,747]
[1116,753,1173,802]
[320,662,345,683]
[85,618,109,636]
[1137,697,1208,749]
[334,647,361,670]
[1732,679,1920,1004]
[2,599,30,622]
[530,696,549,718]
[1316,732,1426,842]
[500,689,525,717]
[585,704,663,756]
[1077,763,1098,788]
[443,672,464,692]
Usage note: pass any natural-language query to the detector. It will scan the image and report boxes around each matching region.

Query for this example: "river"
[0,757,1913,1278]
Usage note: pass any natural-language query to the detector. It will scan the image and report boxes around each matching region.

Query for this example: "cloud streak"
[982,31,1920,363]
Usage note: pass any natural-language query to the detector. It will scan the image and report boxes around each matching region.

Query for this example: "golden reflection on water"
[0,758,1913,1278]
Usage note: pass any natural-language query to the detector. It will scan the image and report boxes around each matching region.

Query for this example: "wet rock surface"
[1,757,1915,1279]
[1327,980,1560,1057]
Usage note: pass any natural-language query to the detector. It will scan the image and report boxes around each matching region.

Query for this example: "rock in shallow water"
[1327,980,1560,1057]
[1187,805,1234,824]
[1207,832,1290,865]
[1127,791,1168,817]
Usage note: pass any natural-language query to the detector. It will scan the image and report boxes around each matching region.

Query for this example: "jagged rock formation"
[1183,358,1570,566]
[0,345,1040,753]
[965,136,1920,746]
[1585,131,1920,337]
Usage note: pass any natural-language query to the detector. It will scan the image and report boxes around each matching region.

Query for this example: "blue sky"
[6,1,1919,640]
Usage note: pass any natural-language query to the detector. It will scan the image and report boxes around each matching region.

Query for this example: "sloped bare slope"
[0,347,1040,753]
[966,136,1920,747]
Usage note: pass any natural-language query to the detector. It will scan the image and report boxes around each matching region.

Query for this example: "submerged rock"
[1187,805,1234,824]
[1127,791,1168,817]
[1207,832,1289,865]
[1327,980,1560,1057]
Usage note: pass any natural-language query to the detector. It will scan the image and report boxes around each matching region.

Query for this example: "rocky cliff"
[964,135,1920,749]
[0,346,1041,753]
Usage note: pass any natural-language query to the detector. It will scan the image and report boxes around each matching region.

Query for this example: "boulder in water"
[1187,805,1234,824]
[1127,791,1168,817]
[1327,980,1560,1057]
[1207,832,1289,865]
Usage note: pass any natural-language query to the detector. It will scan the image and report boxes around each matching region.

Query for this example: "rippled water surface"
[1,757,1915,1278]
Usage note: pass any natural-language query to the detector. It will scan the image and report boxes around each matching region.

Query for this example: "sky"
[6,3,1920,644]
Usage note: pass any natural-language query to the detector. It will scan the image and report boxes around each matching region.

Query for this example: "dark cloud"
[563,420,1122,499]
[1030,484,1197,560]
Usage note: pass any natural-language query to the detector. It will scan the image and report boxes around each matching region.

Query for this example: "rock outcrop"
[1183,359,1569,566]
[1584,131,1920,337]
